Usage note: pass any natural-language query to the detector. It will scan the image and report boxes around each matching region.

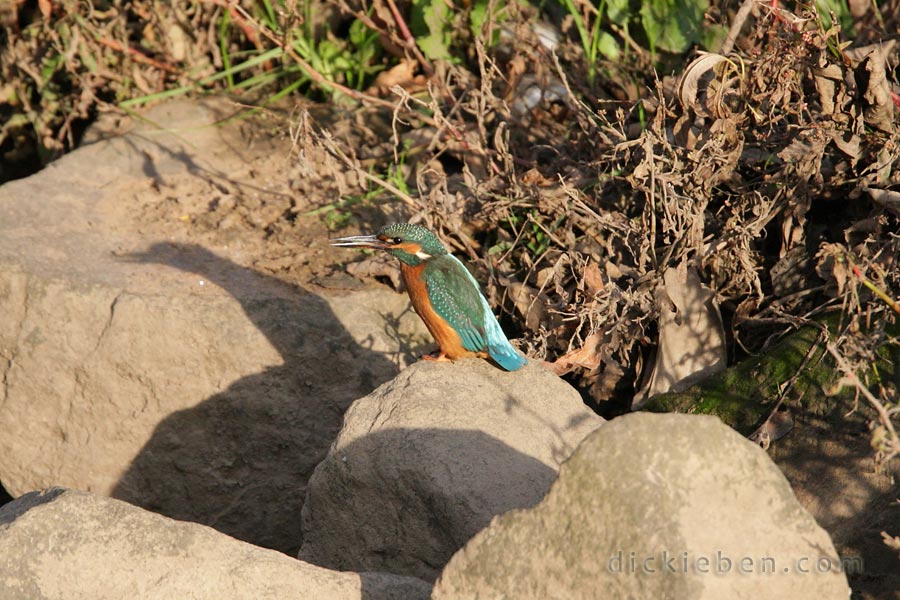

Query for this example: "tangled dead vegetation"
[296,5,899,414]
[1,1,233,178]
[291,4,900,467]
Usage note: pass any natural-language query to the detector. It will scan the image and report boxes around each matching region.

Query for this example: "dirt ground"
[771,414,900,599]
[85,102,353,291]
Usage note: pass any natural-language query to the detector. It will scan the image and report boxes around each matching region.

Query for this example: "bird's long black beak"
[328,234,389,249]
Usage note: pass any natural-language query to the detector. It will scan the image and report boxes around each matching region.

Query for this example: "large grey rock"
[433,412,851,599]
[0,488,430,600]
[298,359,603,581]
[0,98,429,554]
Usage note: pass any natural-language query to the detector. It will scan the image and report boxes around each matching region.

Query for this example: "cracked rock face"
[298,359,604,581]
[0,488,431,600]
[0,99,428,554]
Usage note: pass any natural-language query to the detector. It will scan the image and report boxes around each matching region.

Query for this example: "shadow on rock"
[300,427,558,581]
[112,243,412,555]
[297,357,602,580]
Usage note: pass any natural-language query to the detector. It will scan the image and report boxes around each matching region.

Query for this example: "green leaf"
[410,0,453,61]
[470,0,489,34]
[605,0,632,25]
[640,0,708,54]
[1,113,31,132]
[469,0,509,43]
[700,24,729,52]
[596,30,620,60]
[79,40,99,73]
[816,0,853,32]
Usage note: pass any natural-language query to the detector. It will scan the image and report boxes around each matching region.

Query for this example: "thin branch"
[825,341,900,464]
[318,129,420,209]
[97,38,179,73]
[721,0,756,55]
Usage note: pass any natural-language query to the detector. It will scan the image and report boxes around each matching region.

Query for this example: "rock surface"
[433,412,851,599]
[0,488,430,600]
[298,359,603,581]
[0,98,429,554]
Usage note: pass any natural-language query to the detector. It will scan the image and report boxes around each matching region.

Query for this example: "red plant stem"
[383,0,435,80]
[97,38,178,73]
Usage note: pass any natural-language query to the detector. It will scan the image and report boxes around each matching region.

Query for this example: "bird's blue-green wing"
[425,256,526,371]
[424,257,488,353]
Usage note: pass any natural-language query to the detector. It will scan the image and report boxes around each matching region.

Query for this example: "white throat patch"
[415,250,432,260]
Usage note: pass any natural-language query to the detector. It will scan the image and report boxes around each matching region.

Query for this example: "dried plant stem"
[825,341,900,464]
[97,37,178,72]
[721,0,756,55]
[318,131,420,209]
[852,264,900,315]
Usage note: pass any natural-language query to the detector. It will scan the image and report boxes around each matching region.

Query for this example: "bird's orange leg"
[422,350,452,362]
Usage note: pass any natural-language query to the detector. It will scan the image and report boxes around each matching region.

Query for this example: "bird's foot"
[422,351,452,363]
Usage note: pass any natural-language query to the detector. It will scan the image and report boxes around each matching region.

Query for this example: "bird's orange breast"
[401,262,475,359]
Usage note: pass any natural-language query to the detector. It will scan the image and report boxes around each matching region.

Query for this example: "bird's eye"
[392,237,403,245]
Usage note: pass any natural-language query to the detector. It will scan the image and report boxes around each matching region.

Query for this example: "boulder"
[0,98,429,554]
[298,359,603,581]
[433,412,851,599]
[0,488,430,600]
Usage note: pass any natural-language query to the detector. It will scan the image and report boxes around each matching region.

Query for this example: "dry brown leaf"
[815,242,850,296]
[365,59,420,95]
[633,261,727,408]
[749,405,794,450]
[847,0,869,17]
[582,262,605,296]
[864,187,900,216]
[778,130,829,164]
[604,260,624,280]
[828,129,860,160]
[520,168,555,186]
[882,531,900,558]
[856,48,896,133]
[583,360,625,403]
[506,282,547,332]
[38,0,51,21]
[843,40,897,66]
[548,331,604,376]
[678,52,731,117]
[812,62,843,115]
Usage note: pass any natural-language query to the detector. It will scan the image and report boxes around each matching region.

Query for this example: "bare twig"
[317,128,420,209]
[825,341,900,464]
[97,38,179,73]
[721,0,756,55]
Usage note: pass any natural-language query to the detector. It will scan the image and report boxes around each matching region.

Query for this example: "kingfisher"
[330,223,527,371]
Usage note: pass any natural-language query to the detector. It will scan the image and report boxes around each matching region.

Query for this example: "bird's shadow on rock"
[111,243,411,556]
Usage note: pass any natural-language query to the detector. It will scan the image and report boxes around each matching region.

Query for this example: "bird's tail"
[483,309,527,371]
[489,342,527,371]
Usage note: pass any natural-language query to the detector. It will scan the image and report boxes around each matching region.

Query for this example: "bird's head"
[330,223,448,266]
